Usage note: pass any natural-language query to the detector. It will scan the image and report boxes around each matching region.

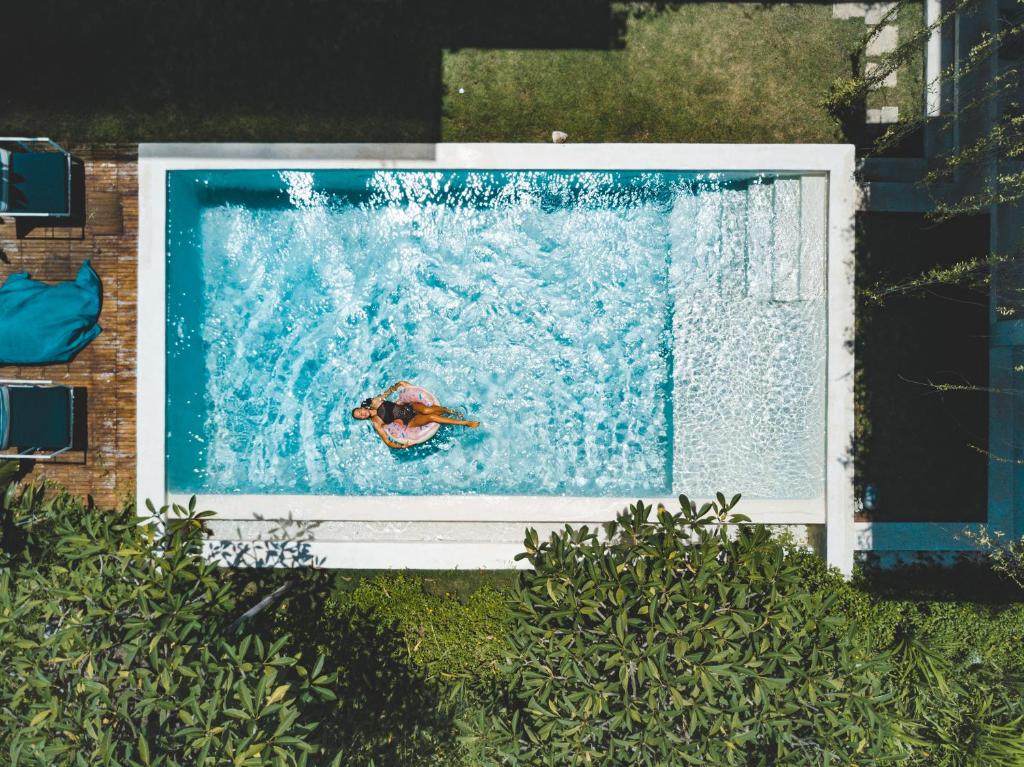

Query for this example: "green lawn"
[864,1,926,121]
[3,2,869,145]
[444,4,864,143]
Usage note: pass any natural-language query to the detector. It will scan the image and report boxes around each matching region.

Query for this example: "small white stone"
[864,61,898,88]
[458,87,465,94]
[551,131,568,144]
[865,2,897,24]
[866,25,899,56]
[832,2,867,18]
[865,106,900,123]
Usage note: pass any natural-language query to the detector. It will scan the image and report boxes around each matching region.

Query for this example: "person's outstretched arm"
[382,380,412,397]
[371,417,408,449]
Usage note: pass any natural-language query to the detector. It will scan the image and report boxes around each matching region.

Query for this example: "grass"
[267,560,1024,765]
[327,571,513,687]
[443,4,864,143]
[863,1,926,122]
[3,2,868,145]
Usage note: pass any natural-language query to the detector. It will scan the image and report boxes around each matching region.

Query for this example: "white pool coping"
[138,143,858,574]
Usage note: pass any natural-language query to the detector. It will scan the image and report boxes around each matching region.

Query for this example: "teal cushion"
[6,386,71,450]
[0,261,102,365]
[6,151,69,215]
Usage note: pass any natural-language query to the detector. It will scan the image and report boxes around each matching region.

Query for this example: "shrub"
[786,548,1024,766]
[0,479,339,767]
[964,526,1024,593]
[471,495,907,766]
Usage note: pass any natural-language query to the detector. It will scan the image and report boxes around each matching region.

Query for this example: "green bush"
[787,549,1024,766]
[0,480,339,767]
[786,547,1024,671]
[469,496,907,766]
[4,462,1023,767]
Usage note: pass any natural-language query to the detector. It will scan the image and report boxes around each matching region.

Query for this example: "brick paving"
[0,145,137,507]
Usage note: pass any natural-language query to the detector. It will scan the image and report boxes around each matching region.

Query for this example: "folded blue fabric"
[0,260,102,364]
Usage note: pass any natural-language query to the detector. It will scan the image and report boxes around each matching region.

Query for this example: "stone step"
[863,180,954,212]
[771,178,803,302]
[799,175,827,297]
[669,176,810,302]
[862,157,928,182]
[745,180,774,299]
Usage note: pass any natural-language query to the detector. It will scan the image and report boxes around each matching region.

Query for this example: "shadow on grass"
[6,0,625,142]
[239,569,468,766]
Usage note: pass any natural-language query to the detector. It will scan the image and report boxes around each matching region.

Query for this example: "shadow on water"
[390,424,484,463]
[5,0,627,141]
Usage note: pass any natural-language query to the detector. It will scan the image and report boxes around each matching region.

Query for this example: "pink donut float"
[384,385,440,447]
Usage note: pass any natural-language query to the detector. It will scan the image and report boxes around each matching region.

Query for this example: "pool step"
[770,178,803,302]
[671,174,826,303]
[798,175,827,298]
[745,181,774,299]
[742,175,826,303]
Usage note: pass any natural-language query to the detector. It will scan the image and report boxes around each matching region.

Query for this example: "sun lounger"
[0,137,71,217]
[0,380,77,460]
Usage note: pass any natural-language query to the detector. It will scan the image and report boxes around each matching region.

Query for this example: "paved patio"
[0,145,136,507]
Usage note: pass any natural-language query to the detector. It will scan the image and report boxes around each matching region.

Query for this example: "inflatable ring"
[384,385,440,447]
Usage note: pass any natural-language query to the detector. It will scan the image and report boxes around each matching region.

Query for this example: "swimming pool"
[139,144,856,571]
[166,167,826,499]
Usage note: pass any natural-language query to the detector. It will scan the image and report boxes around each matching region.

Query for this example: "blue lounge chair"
[0,137,72,218]
[0,379,77,460]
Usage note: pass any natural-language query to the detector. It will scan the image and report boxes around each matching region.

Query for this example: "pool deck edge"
[138,143,858,573]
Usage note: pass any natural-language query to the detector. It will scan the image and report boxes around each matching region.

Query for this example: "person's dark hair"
[360,398,373,409]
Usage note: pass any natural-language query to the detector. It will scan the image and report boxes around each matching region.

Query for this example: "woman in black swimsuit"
[351,380,479,449]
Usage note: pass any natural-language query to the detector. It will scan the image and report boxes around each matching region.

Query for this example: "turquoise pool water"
[166,169,826,498]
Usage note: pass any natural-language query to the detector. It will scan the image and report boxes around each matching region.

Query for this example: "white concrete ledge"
[170,493,826,524]
[138,142,850,172]
[204,539,527,569]
[139,143,858,572]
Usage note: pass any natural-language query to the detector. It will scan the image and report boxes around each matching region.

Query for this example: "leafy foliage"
[789,548,1024,766]
[963,525,1024,592]
[827,0,1024,221]
[469,495,906,766]
[3,469,1023,767]
[0,482,339,767]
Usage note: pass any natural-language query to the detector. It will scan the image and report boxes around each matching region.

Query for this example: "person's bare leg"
[408,414,479,428]
[410,403,459,417]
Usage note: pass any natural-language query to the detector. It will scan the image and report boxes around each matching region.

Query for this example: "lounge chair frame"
[0,137,72,218]
[0,379,75,460]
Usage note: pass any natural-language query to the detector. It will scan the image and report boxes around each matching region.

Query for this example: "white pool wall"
[138,143,857,574]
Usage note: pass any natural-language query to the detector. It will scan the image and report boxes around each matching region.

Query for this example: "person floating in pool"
[352,380,479,449]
